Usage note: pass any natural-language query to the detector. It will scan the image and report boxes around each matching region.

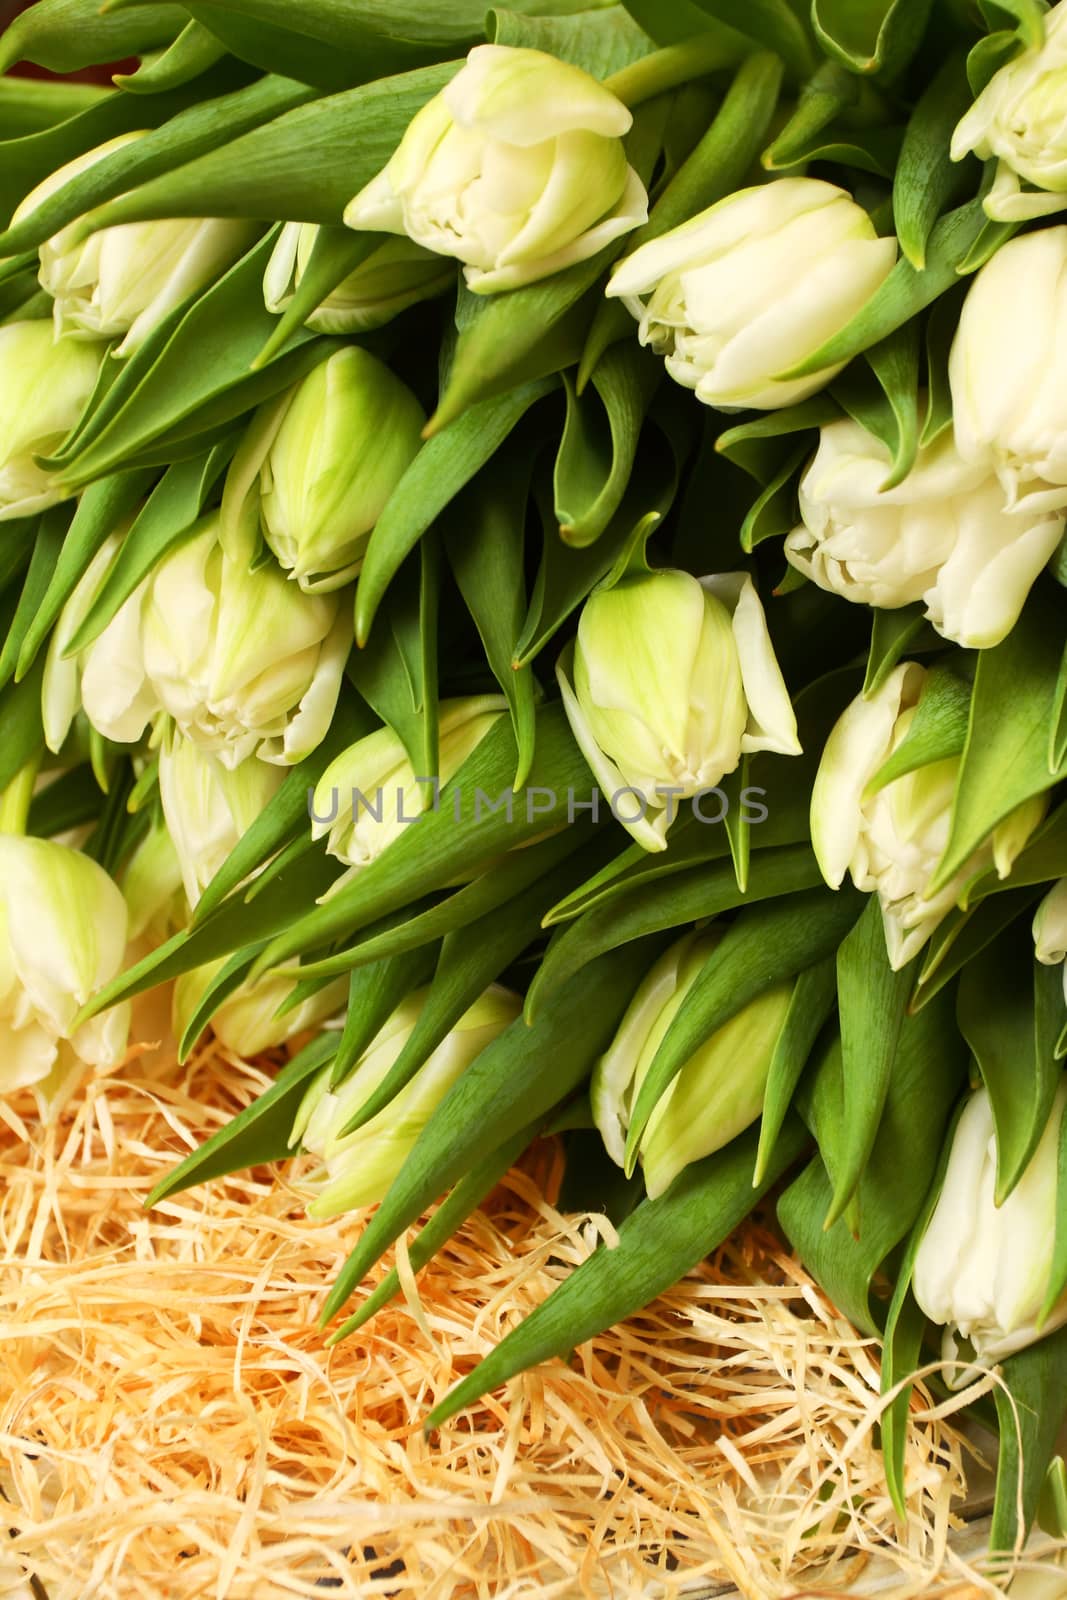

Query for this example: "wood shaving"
[0,1031,1030,1599]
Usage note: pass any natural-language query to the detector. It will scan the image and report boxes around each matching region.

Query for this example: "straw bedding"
[0,1023,1042,1600]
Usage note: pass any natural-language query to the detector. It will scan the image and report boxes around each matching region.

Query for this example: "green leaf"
[355,377,556,646]
[739,444,806,552]
[623,886,865,1172]
[765,123,903,177]
[992,1327,1067,1553]
[320,936,667,1325]
[867,663,972,792]
[28,763,104,840]
[958,930,1063,1204]
[516,409,687,668]
[782,199,986,381]
[0,507,68,690]
[862,604,928,697]
[1041,1105,1067,1326]
[893,52,975,270]
[921,285,966,449]
[192,697,376,925]
[755,958,837,1186]
[620,0,753,50]
[114,20,230,93]
[0,654,46,795]
[762,61,865,170]
[15,470,156,683]
[249,705,594,976]
[64,446,235,656]
[554,345,660,548]
[252,227,384,369]
[933,584,1067,894]
[75,64,459,229]
[910,886,1042,1011]
[716,398,838,484]
[0,77,108,140]
[968,1,1046,95]
[176,947,261,1061]
[146,1034,338,1206]
[826,896,921,1226]
[328,1118,539,1343]
[781,985,965,1331]
[0,75,314,257]
[329,948,438,1090]
[338,843,603,1137]
[347,550,438,778]
[812,0,933,78]
[686,0,815,76]
[527,844,825,1022]
[424,1117,809,1428]
[579,49,785,387]
[0,0,187,74]
[490,5,657,76]
[442,446,538,789]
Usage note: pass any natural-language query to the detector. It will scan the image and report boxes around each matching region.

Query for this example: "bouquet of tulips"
[3,0,1067,1567]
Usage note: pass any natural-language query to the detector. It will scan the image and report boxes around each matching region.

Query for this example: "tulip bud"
[913,1081,1067,1375]
[310,695,507,870]
[811,663,1046,968]
[1034,879,1067,1005]
[263,222,453,333]
[344,44,647,293]
[0,320,100,520]
[158,734,283,909]
[293,983,521,1217]
[784,414,1065,649]
[605,178,897,410]
[14,133,257,356]
[65,514,350,768]
[591,930,795,1200]
[221,347,425,593]
[0,835,130,1113]
[121,815,186,945]
[952,0,1067,221]
[173,959,347,1060]
[556,567,799,852]
[950,227,1067,514]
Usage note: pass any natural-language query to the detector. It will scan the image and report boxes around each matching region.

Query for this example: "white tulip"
[173,959,347,1059]
[953,0,1067,221]
[0,320,100,520]
[811,663,1046,967]
[605,178,897,410]
[310,695,506,871]
[592,930,795,1199]
[913,1082,1067,1377]
[785,414,1064,648]
[293,983,520,1217]
[1034,879,1067,1006]
[120,817,186,945]
[557,567,799,851]
[0,835,130,1112]
[263,221,453,333]
[157,733,283,909]
[14,133,257,355]
[65,514,350,768]
[344,44,647,293]
[950,227,1067,515]
[221,346,425,593]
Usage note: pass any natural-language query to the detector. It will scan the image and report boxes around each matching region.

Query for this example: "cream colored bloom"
[592,930,794,1198]
[0,835,130,1113]
[913,1081,1067,1377]
[293,984,520,1216]
[811,662,1045,967]
[953,1,1067,220]
[344,45,647,292]
[310,696,506,871]
[557,568,799,851]
[606,178,896,410]
[157,734,283,909]
[785,414,1064,647]
[0,320,100,520]
[950,227,1067,514]
[221,347,425,592]
[173,959,346,1059]
[263,222,452,333]
[14,133,256,354]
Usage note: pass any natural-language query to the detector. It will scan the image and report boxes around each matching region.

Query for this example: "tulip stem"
[0,755,41,837]
[604,35,755,110]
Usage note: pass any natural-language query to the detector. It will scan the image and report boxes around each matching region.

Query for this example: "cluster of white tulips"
[3,0,1067,1558]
